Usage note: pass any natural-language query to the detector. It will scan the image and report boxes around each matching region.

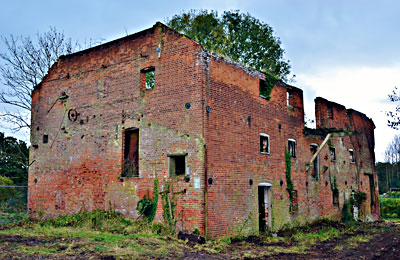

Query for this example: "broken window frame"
[141,67,155,90]
[260,133,270,154]
[349,149,355,163]
[330,146,336,161]
[288,138,296,158]
[168,153,187,177]
[122,128,140,178]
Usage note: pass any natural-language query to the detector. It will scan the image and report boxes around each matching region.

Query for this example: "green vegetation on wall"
[259,73,279,100]
[160,181,177,230]
[136,179,159,223]
[285,149,295,211]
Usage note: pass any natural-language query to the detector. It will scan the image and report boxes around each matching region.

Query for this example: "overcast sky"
[1,0,399,161]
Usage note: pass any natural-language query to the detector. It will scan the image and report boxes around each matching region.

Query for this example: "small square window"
[349,149,355,163]
[169,154,186,177]
[288,139,296,158]
[260,133,270,154]
[141,67,155,90]
[330,147,336,161]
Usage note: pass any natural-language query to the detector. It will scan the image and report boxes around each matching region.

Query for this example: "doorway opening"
[258,183,272,232]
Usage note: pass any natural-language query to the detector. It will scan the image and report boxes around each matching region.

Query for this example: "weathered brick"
[29,22,379,238]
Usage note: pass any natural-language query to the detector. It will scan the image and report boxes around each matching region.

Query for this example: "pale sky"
[1,0,399,162]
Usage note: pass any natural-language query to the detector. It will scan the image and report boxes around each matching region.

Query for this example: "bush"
[0,175,15,201]
[380,197,400,217]
[341,201,354,222]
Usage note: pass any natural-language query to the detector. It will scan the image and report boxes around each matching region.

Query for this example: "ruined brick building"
[29,22,379,237]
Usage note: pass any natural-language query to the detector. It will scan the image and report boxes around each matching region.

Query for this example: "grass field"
[1,211,399,259]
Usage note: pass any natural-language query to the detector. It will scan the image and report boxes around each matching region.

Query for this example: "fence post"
[27,185,30,218]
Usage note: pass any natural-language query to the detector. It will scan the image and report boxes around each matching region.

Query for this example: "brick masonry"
[29,22,379,238]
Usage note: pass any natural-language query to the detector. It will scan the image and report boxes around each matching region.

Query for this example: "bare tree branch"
[0,27,97,132]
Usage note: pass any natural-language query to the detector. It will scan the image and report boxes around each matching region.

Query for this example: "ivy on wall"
[260,73,279,100]
[285,149,295,211]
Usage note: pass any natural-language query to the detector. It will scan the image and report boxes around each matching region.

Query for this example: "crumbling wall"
[203,56,379,237]
[29,24,206,233]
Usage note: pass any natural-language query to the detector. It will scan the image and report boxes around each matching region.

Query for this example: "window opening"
[260,133,270,154]
[141,67,155,90]
[259,79,269,98]
[288,139,296,158]
[122,128,139,177]
[287,90,292,106]
[43,135,48,144]
[349,149,355,163]
[333,189,339,206]
[330,147,336,161]
[310,144,319,179]
[169,155,186,177]
[327,103,334,119]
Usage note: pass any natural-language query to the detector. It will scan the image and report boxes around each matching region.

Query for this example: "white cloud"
[296,65,400,162]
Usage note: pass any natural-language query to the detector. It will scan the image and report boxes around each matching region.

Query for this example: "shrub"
[0,175,15,201]
[380,197,400,217]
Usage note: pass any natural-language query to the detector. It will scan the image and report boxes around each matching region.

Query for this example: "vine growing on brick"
[329,172,338,193]
[161,181,177,230]
[285,149,295,211]
[136,178,159,223]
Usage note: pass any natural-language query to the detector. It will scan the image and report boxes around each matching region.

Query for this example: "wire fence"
[0,186,30,223]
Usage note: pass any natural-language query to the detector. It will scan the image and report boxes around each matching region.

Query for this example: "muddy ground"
[0,222,399,259]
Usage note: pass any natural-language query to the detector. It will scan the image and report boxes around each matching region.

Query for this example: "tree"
[0,132,29,186]
[166,10,291,80]
[0,28,82,131]
[387,86,400,130]
[378,134,400,193]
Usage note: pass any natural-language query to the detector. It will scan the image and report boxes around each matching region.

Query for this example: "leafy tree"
[0,132,29,185]
[167,10,291,80]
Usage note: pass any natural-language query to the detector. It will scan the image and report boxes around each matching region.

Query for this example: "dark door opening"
[258,184,272,232]
[369,175,376,211]
[123,128,139,177]
[258,186,266,232]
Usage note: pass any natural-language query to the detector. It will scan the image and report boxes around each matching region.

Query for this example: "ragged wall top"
[203,52,306,236]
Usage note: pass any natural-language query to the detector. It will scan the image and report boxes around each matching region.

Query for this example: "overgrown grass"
[0,212,384,259]
[0,210,183,259]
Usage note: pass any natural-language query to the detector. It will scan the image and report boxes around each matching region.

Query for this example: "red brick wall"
[29,23,379,238]
[29,24,206,233]
[204,56,379,237]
